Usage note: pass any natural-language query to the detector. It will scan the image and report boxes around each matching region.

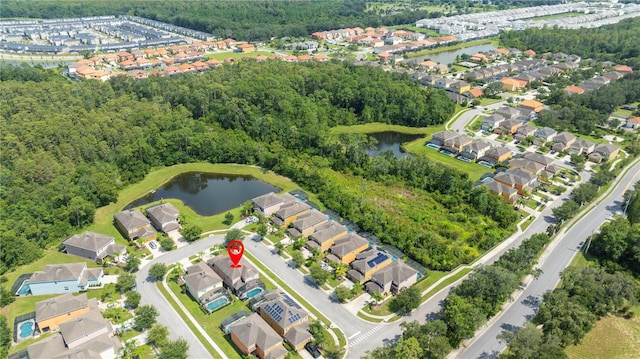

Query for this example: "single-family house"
[365,261,418,296]
[514,124,537,140]
[327,233,369,264]
[58,309,113,349]
[509,158,546,176]
[288,209,329,238]
[487,180,518,204]
[589,144,620,163]
[183,261,224,304]
[496,119,523,135]
[257,290,308,336]
[518,99,544,113]
[257,291,312,351]
[449,80,471,94]
[429,131,459,147]
[551,132,577,152]
[564,85,585,95]
[27,263,103,296]
[460,140,491,160]
[500,78,527,91]
[484,147,513,163]
[307,221,348,252]
[252,192,297,217]
[271,201,311,227]
[496,107,522,120]
[568,139,596,156]
[482,114,505,132]
[208,255,260,296]
[347,248,392,283]
[229,313,288,359]
[613,65,633,73]
[470,53,489,63]
[523,49,536,58]
[625,117,640,129]
[236,43,256,53]
[465,88,484,99]
[494,167,537,194]
[114,209,156,241]
[523,152,554,167]
[444,134,473,153]
[534,127,557,145]
[146,203,180,232]
[35,293,92,332]
[62,232,126,263]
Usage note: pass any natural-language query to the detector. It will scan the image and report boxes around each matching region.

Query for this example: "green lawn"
[404,139,488,181]
[420,267,473,304]
[164,279,240,359]
[531,12,587,21]
[565,306,640,359]
[330,122,433,136]
[414,270,447,293]
[520,215,535,231]
[478,97,504,106]
[362,297,393,316]
[356,311,384,323]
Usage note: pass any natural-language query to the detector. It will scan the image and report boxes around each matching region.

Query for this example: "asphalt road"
[458,160,640,359]
[137,235,226,359]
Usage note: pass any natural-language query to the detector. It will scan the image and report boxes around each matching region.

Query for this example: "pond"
[410,42,497,65]
[366,132,424,158]
[125,172,280,216]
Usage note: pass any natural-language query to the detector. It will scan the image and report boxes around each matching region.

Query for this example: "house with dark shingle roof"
[365,261,418,296]
[288,209,328,237]
[257,290,309,337]
[460,140,491,160]
[36,293,92,332]
[208,255,260,296]
[229,313,288,359]
[534,127,557,145]
[482,114,505,132]
[589,144,620,163]
[568,138,596,156]
[147,203,180,232]
[493,167,537,194]
[486,180,518,204]
[509,158,546,176]
[183,261,224,305]
[307,221,348,252]
[551,132,577,152]
[114,209,156,241]
[27,263,103,296]
[429,131,458,147]
[63,231,125,263]
[58,309,112,349]
[271,201,310,227]
[327,233,369,264]
[347,247,392,283]
[252,192,297,217]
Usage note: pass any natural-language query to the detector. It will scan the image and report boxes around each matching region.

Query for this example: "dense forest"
[1,0,428,41]
[500,17,640,69]
[0,61,518,275]
[536,73,640,135]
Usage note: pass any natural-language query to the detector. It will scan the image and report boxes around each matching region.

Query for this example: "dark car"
[305,343,321,358]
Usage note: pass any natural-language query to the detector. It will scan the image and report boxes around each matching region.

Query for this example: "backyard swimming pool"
[426,143,440,150]
[440,150,454,156]
[16,283,31,296]
[244,287,263,299]
[18,320,34,340]
[206,297,229,312]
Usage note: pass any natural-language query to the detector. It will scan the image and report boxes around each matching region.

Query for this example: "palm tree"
[120,340,137,359]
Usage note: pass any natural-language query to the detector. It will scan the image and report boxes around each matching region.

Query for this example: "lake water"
[366,132,424,158]
[411,43,497,65]
[125,172,280,216]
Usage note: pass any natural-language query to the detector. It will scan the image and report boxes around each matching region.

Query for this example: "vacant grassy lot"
[565,307,640,359]
[404,139,488,182]
[331,122,434,135]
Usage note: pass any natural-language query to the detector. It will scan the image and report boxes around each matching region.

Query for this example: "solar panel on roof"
[367,252,389,268]
[281,294,301,308]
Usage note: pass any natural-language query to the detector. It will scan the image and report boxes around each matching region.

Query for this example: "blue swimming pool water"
[481,177,493,184]
[19,320,34,339]
[294,194,306,202]
[426,143,440,150]
[206,297,229,312]
[17,283,30,296]
[440,150,453,156]
[245,288,263,299]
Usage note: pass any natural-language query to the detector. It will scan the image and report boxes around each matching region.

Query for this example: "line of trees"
[365,233,551,358]
[499,17,640,69]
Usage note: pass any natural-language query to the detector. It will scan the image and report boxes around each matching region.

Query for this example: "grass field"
[404,139,488,181]
[531,12,588,21]
[330,122,434,135]
[565,306,640,359]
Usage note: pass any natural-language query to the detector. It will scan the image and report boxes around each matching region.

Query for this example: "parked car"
[149,241,158,249]
[305,343,321,359]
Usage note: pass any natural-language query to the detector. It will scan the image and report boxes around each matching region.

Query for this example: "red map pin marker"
[227,240,244,268]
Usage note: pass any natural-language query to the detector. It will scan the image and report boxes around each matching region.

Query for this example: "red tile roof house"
[191,61,211,71]
[625,116,640,129]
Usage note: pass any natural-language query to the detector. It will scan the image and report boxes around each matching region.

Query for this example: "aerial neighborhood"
[2,1,640,359]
